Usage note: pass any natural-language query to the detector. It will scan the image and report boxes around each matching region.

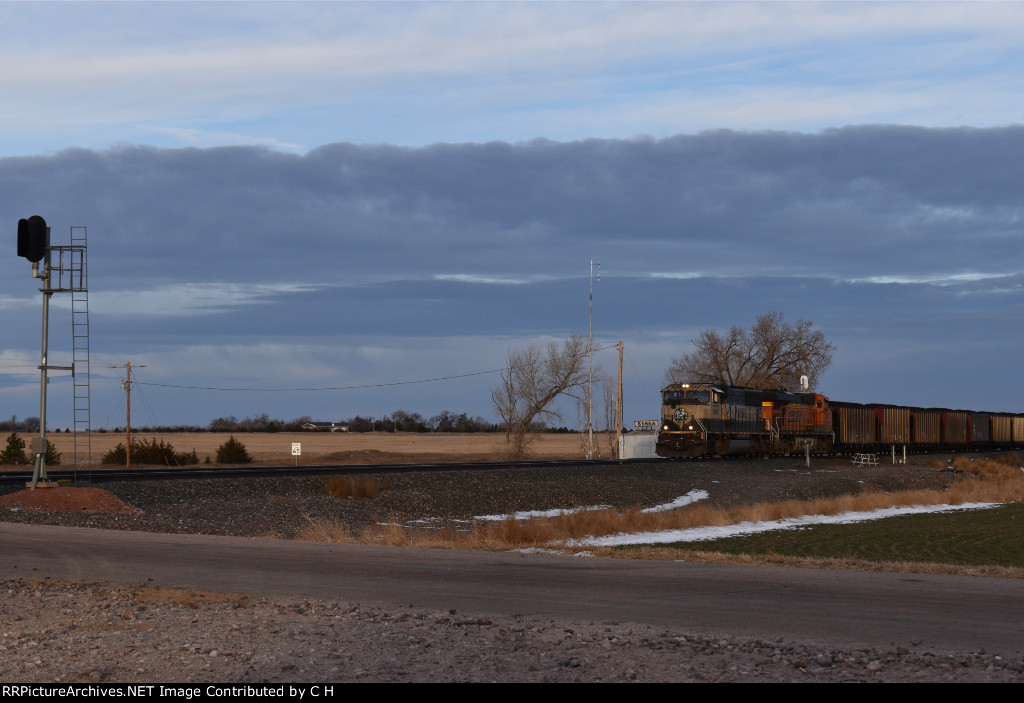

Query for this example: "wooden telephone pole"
[111,362,145,468]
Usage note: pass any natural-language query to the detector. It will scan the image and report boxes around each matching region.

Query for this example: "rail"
[0,456,665,488]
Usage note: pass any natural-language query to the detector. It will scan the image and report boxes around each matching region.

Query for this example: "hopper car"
[655,382,1024,458]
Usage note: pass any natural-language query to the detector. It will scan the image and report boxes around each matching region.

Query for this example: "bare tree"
[665,312,835,391]
[492,335,594,459]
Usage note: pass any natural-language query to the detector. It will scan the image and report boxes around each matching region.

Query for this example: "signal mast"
[17,216,90,487]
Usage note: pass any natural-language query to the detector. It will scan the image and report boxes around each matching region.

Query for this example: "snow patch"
[640,490,708,513]
[570,502,1001,547]
[475,505,611,521]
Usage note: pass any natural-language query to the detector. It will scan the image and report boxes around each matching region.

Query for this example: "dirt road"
[3,523,1023,683]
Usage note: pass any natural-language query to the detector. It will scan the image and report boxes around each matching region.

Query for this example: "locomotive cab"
[660,384,721,428]
[656,382,765,457]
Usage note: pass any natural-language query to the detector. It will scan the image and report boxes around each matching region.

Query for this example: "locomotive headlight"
[662,424,669,431]
[688,425,693,430]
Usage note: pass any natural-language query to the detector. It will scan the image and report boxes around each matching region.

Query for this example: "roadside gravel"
[4,578,1022,683]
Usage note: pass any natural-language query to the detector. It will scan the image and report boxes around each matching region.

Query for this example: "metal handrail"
[693,417,708,443]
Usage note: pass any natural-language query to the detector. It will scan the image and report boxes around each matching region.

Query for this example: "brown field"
[7,431,603,467]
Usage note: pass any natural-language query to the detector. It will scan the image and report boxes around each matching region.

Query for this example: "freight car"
[655,382,1024,458]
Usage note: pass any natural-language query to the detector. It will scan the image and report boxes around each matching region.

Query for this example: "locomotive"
[655,382,1024,458]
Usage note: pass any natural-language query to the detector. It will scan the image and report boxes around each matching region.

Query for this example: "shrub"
[44,439,61,466]
[136,438,176,465]
[0,433,28,465]
[100,438,199,466]
[216,436,252,464]
[102,442,128,465]
[0,434,60,465]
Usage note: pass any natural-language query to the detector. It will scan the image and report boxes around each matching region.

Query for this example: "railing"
[693,417,708,443]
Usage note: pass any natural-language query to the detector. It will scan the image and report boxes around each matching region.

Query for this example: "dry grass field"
[296,453,1024,567]
[19,431,600,467]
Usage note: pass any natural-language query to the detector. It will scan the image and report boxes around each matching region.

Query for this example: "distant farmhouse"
[300,422,350,432]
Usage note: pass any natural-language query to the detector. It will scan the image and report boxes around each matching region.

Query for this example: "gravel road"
[3,456,1022,683]
[4,577,1021,683]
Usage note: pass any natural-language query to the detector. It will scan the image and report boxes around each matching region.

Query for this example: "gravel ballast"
[0,457,962,537]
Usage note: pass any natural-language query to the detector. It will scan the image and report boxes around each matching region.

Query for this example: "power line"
[0,358,56,373]
[133,343,621,393]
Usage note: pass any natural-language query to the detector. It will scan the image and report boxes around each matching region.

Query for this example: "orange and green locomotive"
[656,383,833,458]
[656,382,1024,458]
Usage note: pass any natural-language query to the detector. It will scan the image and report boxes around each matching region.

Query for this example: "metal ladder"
[69,226,91,474]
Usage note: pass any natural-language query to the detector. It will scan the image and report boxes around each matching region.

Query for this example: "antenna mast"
[588,260,600,459]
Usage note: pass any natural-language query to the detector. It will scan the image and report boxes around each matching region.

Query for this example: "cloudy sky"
[2,1,1023,432]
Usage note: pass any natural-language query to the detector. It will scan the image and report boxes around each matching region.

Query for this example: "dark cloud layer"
[2,126,1023,425]
[2,126,1022,283]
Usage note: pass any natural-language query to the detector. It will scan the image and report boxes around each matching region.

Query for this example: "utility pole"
[587,260,600,460]
[111,362,145,468]
[617,340,623,458]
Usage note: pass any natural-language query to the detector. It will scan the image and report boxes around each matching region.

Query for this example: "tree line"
[0,411,596,436]
[204,410,500,433]
[0,416,41,432]
[203,411,585,434]
[111,410,575,434]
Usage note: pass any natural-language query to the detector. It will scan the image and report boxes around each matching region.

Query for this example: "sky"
[2,1,1024,432]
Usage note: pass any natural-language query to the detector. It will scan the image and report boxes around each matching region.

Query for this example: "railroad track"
[0,457,644,487]
[3,448,960,488]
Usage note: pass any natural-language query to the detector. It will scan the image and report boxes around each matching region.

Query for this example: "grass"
[629,503,1024,569]
[296,453,1024,576]
[460,454,1024,546]
[324,476,382,499]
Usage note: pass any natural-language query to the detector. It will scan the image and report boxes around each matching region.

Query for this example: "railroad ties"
[851,453,879,467]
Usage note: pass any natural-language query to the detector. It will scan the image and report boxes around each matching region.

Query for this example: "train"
[655,381,1024,458]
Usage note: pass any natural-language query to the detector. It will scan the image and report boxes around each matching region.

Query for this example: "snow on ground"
[571,502,1001,547]
[475,505,612,521]
[475,490,711,522]
[470,491,1002,549]
[640,489,709,513]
